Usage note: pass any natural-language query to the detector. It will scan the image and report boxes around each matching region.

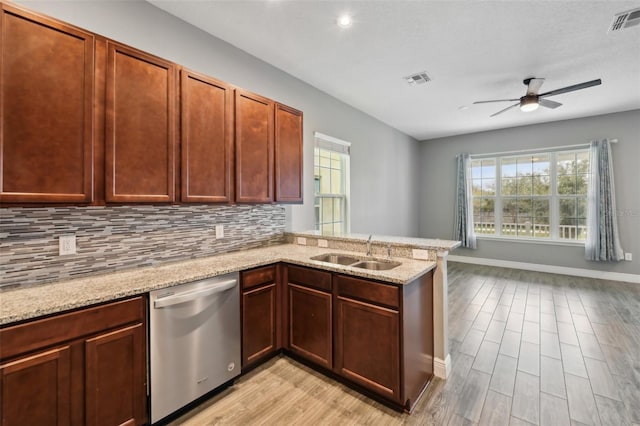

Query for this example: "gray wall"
[419,110,640,276]
[18,0,420,237]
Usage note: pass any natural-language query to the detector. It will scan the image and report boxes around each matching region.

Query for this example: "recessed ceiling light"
[458,106,469,111]
[337,14,353,28]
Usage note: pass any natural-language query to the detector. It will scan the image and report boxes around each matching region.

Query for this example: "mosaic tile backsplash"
[1,204,286,288]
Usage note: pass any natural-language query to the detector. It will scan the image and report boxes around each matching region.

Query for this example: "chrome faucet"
[387,244,393,259]
[366,235,373,257]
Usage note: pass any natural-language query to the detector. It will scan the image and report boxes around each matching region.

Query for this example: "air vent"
[404,71,431,86]
[610,8,640,32]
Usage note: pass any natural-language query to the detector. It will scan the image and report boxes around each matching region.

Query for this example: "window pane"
[472,179,483,196]
[501,158,517,177]
[557,174,576,195]
[319,167,330,193]
[518,217,533,237]
[557,152,576,175]
[516,156,533,176]
[577,197,587,218]
[502,177,517,195]
[482,179,496,196]
[576,151,589,173]
[533,199,550,218]
[532,155,550,175]
[321,198,334,223]
[330,169,342,193]
[517,177,532,195]
[559,198,576,225]
[576,174,588,195]
[533,175,550,195]
[471,160,482,179]
[517,198,533,216]
[320,153,331,168]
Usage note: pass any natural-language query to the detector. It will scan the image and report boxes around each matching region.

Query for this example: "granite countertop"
[0,243,436,326]
[291,230,461,251]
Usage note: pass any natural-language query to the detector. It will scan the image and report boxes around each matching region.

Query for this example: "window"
[314,132,350,234]
[471,148,589,242]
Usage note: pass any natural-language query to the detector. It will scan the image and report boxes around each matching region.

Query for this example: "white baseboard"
[434,354,451,379]
[448,255,640,284]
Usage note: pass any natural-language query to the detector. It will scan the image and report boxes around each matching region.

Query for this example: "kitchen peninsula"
[1,232,459,422]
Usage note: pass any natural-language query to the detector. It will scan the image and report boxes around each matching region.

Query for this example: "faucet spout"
[366,235,373,257]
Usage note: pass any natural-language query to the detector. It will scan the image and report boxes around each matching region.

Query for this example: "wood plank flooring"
[169,263,640,425]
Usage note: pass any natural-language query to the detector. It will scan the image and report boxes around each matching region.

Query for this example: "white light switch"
[318,239,329,248]
[625,252,632,261]
[59,235,76,255]
[412,249,430,260]
[215,225,224,239]
[297,237,307,245]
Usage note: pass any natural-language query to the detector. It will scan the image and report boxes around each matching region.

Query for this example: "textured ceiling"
[149,0,640,141]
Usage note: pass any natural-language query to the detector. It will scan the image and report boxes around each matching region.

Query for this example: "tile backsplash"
[1,204,286,288]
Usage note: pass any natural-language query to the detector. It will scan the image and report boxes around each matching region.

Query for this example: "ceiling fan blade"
[539,98,562,109]
[526,78,545,95]
[490,103,520,117]
[473,98,520,104]
[538,79,602,98]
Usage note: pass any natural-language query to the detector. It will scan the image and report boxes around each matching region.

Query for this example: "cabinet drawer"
[242,265,277,290]
[336,275,399,309]
[0,296,145,360]
[287,265,332,292]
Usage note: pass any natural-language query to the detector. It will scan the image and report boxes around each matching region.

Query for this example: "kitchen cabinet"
[285,265,332,369]
[180,69,234,203]
[0,3,94,204]
[0,296,147,426]
[105,42,177,203]
[234,90,274,203]
[274,104,303,203]
[335,272,434,410]
[334,274,401,402]
[241,265,281,368]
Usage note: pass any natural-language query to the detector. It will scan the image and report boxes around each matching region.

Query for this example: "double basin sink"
[310,253,401,271]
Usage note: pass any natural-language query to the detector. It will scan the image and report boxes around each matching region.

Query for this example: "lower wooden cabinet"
[335,296,401,402]
[241,265,280,368]
[285,265,332,369]
[0,297,147,426]
[0,346,72,425]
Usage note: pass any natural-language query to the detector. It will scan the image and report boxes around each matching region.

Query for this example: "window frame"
[313,132,351,234]
[470,147,590,245]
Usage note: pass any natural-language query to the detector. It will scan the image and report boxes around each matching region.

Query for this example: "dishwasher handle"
[153,279,237,309]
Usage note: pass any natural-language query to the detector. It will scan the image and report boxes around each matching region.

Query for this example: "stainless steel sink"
[310,253,361,265]
[311,253,401,271]
[351,260,402,271]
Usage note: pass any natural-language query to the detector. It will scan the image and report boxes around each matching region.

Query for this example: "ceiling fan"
[474,78,602,117]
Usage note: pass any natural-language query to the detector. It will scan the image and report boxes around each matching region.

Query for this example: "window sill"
[476,235,585,247]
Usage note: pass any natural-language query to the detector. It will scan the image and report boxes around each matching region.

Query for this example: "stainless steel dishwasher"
[149,272,240,424]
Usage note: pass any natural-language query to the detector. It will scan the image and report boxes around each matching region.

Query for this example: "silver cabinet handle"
[153,279,237,309]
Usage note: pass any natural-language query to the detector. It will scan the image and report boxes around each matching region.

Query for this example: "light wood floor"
[169,263,640,425]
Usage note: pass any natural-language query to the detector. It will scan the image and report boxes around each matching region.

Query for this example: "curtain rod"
[466,138,618,159]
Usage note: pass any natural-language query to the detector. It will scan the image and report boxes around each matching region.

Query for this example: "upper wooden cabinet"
[0,4,94,204]
[235,90,274,203]
[274,104,303,203]
[180,69,234,203]
[105,42,176,203]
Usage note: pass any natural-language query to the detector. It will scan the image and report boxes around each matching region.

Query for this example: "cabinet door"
[180,69,234,203]
[242,284,277,367]
[1,346,71,426]
[105,42,176,203]
[288,283,332,368]
[85,323,146,426]
[335,297,401,403]
[0,4,94,203]
[235,90,273,203]
[274,104,303,203]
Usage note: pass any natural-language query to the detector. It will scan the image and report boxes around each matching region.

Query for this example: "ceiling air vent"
[404,71,431,86]
[609,8,640,32]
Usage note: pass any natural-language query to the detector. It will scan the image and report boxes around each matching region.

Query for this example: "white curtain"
[453,153,477,249]
[585,139,624,261]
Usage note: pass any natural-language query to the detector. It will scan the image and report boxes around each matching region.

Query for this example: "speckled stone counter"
[0,244,436,326]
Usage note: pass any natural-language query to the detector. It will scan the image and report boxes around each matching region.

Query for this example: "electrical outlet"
[297,237,307,246]
[625,252,632,261]
[318,239,329,248]
[412,249,430,260]
[215,225,224,239]
[59,235,76,255]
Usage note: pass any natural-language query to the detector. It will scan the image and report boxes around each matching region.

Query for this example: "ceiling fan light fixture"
[520,96,539,112]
